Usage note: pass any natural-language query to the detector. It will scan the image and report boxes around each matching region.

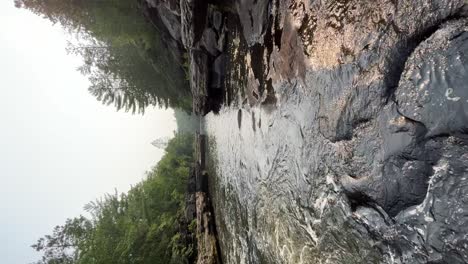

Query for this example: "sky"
[0,1,177,263]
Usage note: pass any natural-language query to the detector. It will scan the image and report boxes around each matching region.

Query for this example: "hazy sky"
[0,2,177,263]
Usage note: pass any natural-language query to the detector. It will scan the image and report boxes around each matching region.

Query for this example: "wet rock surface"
[202,0,468,263]
[396,20,468,137]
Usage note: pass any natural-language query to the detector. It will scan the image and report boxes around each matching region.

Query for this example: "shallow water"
[203,78,381,263]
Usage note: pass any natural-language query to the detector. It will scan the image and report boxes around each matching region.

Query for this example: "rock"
[395,137,468,263]
[156,4,181,41]
[140,0,184,65]
[143,0,182,41]
[145,0,179,12]
[200,28,219,56]
[341,17,468,222]
[196,192,221,264]
[396,20,468,137]
[185,166,197,221]
[144,0,158,8]
[211,10,223,32]
[198,9,227,56]
[345,19,468,218]
[181,0,208,49]
[210,54,227,89]
[216,28,226,53]
[190,50,209,114]
[235,0,271,46]
[193,134,221,264]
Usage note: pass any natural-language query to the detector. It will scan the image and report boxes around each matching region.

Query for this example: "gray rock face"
[200,28,219,56]
[210,54,227,89]
[202,0,468,263]
[190,50,209,113]
[341,19,468,220]
[396,20,468,137]
[181,0,208,50]
[156,4,181,41]
[143,0,181,42]
[235,0,271,46]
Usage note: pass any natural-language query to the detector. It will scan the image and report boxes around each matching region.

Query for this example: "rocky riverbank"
[181,133,222,264]
[194,134,222,264]
[140,0,230,115]
[141,1,225,263]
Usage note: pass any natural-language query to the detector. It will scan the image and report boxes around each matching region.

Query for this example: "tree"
[31,217,92,264]
[32,133,195,264]
[16,0,191,113]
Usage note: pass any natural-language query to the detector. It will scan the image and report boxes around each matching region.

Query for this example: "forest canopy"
[15,0,191,112]
[31,133,195,264]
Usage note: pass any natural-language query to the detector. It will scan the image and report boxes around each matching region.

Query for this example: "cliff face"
[146,0,468,263]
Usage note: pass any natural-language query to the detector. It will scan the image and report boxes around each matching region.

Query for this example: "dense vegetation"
[32,133,195,264]
[15,0,191,112]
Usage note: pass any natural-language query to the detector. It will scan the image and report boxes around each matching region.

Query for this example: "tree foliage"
[15,0,191,113]
[32,133,195,264]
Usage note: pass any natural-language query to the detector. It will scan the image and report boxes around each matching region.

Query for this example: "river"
[201,3,468,262]
[203,77,382,263]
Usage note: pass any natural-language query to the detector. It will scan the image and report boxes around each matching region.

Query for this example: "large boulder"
[396,20,468,137]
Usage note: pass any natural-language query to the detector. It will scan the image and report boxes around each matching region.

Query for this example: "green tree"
[32,133,195,264]
[31,217,92,264]
[16,0,191,113]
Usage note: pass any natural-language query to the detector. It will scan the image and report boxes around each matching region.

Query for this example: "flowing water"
[203,78,381,264]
